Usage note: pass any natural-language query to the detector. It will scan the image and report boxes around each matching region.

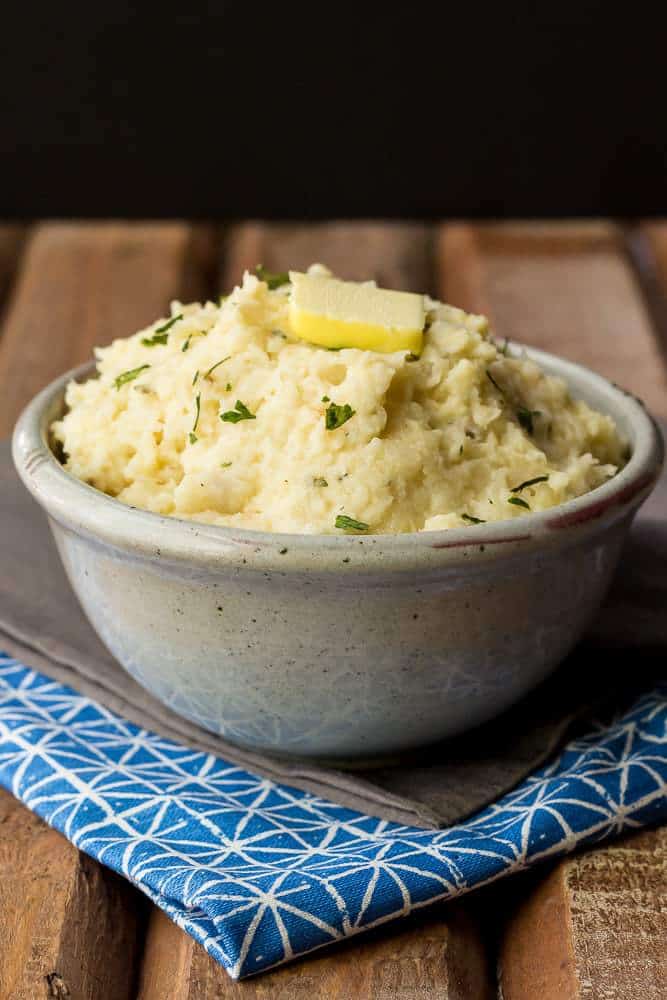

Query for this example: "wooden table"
[0,220,665,999]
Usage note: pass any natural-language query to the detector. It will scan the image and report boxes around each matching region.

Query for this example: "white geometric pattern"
[0,652,665,979]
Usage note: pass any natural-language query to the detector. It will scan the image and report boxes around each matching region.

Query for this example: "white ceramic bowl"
[12,346,663,760]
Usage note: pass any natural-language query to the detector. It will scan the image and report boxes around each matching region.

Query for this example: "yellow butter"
[289,272,425,353]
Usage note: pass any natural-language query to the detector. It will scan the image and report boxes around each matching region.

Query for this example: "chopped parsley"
[517,407,540,435]
[192,370,199,385]
[500,338,510,355]
[461,514,485,524]
[325,402,355,431]
[220,400,256,423]
[335,514,369,533]
[510,474,549,493]
[508,496,531,510]
[142,313,183,345]
[221,461,232,468]
[204,356,231,381]
[141,331,169,347]
[255,265,290,290]
[187,393,201,443]
[321,395,330,403]
[313,477,329,488]
[486,369,504,395]
[225,382,232,391]
[114,364,150,390]
[405,353,420,362]
[157,313,183,333]
[181,335,192,353]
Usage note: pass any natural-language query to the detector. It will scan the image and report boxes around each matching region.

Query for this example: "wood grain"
[0,788,143,1000]
[438,221,667,417]
[499,826,667,1000]
[138,903,494,999]
[222,221,433,292]
[0,221,217,436]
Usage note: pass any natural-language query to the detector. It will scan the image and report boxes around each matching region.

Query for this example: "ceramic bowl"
[12,346,663,760]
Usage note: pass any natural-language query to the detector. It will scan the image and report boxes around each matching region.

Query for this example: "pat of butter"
[289,272,425,353]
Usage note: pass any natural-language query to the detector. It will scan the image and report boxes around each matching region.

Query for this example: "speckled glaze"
[12,346,664,760]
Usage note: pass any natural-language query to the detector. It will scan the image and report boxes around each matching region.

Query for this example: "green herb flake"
[191,393,201,435]
[141,313,183,346]
[325,402,356,431]
[225,382,232,391]
[204,356,231,381]
[221,461,232,468]
[486,369,504,395]
[255,265,290,290]
[157,313,183,334]
[313,477,329,488]
[508,496,531,510]
[405,352,420,362]
[510,474,549,493]
[114,364,150,390]
[501,338,510,355]
[335,514,369,533]
[192,370,199,385]
[181,335,192,353]
[220,400,256,424]
[516,407,540,435]
[141,331,169,347]
[461,514,486,524]
[188,432,198,445]
[321,395,330,403]
[279,547,288,555]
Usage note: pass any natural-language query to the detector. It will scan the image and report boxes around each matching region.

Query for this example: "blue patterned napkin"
[0,653,665,979]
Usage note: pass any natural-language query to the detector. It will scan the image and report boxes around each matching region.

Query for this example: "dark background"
[1,3,664,219]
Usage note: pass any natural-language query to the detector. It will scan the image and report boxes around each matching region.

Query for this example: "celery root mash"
[52,265,625,534]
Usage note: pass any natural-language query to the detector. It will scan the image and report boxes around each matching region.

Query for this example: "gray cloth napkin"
[1,439,665,829]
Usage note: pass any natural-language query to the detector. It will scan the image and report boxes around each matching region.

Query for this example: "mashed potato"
[52,265,625,534]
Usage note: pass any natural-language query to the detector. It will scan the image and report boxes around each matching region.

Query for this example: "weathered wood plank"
[499,827,667,1000]
[138,903,494,999]
[438,221,667,417]
[0,789,143,1000]
[222,221,433,291]
[0,221,217,436]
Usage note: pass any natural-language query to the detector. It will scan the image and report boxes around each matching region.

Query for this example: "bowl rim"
[12,345,664,574]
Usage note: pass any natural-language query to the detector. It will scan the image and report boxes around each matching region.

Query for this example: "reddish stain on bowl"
[547,471,657,529]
